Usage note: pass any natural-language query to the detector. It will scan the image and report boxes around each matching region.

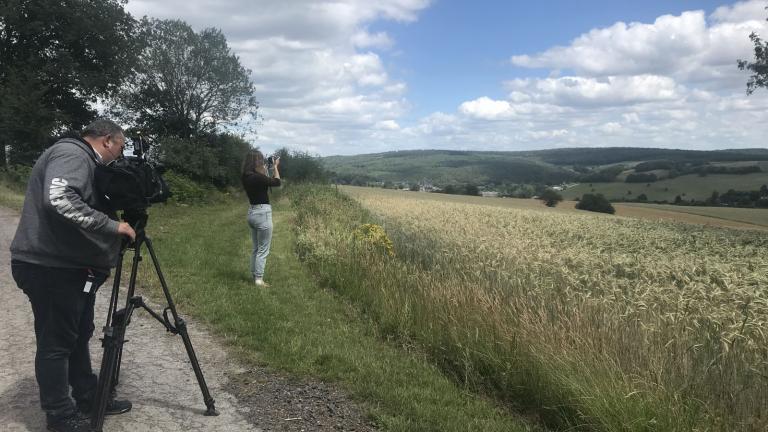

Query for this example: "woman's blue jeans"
[247,204,273,280]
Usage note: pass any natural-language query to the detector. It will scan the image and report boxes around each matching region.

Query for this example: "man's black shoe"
[46,413,90,432]
[78,398,133,416]
[105,398,132,415]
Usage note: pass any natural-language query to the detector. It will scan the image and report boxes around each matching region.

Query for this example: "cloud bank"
[439,1,768,153]
[127,0,768,154]
[126,0,428,154]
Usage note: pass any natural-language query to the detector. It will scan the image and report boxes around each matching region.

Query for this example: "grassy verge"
[131,192,541,432]
[0,181,25,210]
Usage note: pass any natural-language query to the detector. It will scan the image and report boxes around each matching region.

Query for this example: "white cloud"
[459,97,514,120]
[510,2,768,87]
[125,0,430,154]
[597,122,623,134]
[375,120,400,130]
[505,75,681,107]
[344,53,389,86]
[351,30,394,49]
[511,11,708,76]
[710,0,768,23]
[528,129,569,139]
[459,94,570,121]
[445,0,768,152]
[404,112,464,136]
[622,112,640,123]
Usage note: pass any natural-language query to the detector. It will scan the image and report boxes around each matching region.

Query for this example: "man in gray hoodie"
[10,119,137,432]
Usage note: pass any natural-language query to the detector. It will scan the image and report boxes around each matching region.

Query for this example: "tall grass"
[0,167,29,210]
[290,184,768,431]
[0,182,25,210]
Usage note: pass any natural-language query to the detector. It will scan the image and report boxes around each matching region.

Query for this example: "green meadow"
[562,172,768,202]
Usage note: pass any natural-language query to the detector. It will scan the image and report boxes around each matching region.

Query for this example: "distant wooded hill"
[322,148,768,186]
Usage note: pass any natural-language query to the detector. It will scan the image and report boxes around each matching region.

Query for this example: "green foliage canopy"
[539,189,563,207]
[272,148,328,183]
[0,0,139,165]
[157,132,250,188]
[577,165,626,183]
[737,7,768,95]
[576,193,616,214]
[625,172,658,183]
[117,18,257,139]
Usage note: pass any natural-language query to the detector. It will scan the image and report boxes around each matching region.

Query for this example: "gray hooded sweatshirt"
[10,138,121,273]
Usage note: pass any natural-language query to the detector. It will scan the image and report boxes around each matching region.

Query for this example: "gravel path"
[0,206,376,432]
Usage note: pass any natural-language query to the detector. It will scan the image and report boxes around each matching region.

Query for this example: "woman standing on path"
[242,149,281,287]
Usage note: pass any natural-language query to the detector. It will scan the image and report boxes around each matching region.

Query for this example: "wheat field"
[293,185,768,431]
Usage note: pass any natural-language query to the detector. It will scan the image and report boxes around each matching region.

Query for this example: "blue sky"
[376,1,731,118]
[126,0,768,155]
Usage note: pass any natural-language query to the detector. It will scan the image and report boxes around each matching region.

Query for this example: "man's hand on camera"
[274,156,280,167]
[118,222,136,242]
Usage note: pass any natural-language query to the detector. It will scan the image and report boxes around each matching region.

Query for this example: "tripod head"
[121,208,149,236]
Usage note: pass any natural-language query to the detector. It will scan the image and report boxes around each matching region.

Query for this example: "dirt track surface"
[0,206,376,432]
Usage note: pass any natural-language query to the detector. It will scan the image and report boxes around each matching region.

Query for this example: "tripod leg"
[90,239,142,431]
[111,238,144,390]
[90,244,126,432]
[144,236,219,416]
[90,302,135,431]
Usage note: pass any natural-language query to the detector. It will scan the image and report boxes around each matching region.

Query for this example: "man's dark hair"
[82,119,124,138]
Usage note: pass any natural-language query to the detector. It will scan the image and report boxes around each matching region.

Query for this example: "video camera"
[95,136,171,212]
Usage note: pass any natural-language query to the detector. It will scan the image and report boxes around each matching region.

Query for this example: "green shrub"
[162,169,214,204]
[539,189,563,207]
[156,133,250,188]
[1,164,32,188]
[272,148,329,183]
[576,193,615,214]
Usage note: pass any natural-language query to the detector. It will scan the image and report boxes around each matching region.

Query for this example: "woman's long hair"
[242,149,267,176]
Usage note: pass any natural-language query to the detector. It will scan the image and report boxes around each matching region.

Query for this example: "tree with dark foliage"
[443,184,458,194]
[272,148,328,183]
[463,184,480,196]
[539,189,563,207]
[117,19,257,139]
[576,193,616,214]
[0,0,139,165]
[738,6,768,94]
[156,133,251,188]
[625,172,658,183]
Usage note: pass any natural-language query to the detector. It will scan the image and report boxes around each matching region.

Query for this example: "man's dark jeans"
[11,260,107,421]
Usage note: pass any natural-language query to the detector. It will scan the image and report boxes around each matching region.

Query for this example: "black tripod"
[90,210,219,431]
